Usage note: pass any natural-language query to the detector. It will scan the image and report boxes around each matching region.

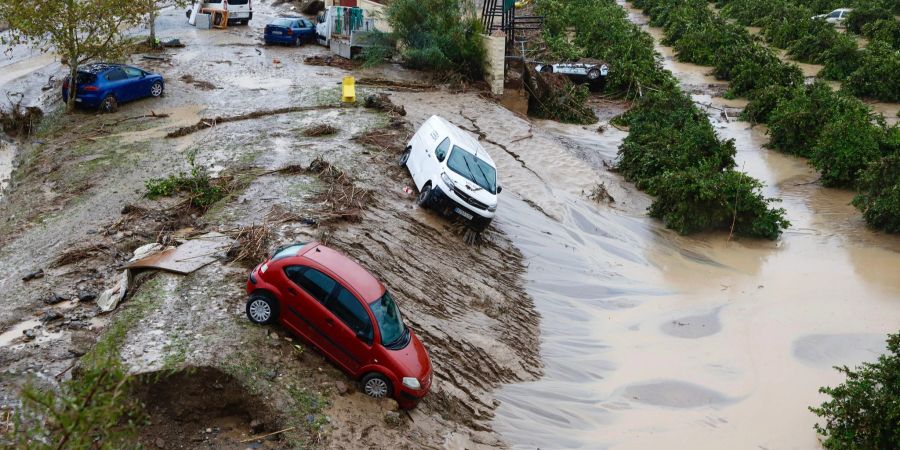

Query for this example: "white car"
[400,116,501,231]
[186,0,253,25]
[813,8,852,25]
[534,59,609,89]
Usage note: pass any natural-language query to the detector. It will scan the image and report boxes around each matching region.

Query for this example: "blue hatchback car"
[62,63,165,113]
[264,17,316,46]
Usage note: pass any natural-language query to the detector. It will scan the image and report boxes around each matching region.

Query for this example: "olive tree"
[0,0,153,112]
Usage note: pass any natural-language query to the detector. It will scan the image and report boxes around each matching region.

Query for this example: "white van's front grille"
[452,186,488,210]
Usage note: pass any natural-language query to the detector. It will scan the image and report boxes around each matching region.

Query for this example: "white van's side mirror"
[497,186,503,193]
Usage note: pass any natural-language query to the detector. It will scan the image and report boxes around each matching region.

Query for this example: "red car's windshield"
[369,292,407,347]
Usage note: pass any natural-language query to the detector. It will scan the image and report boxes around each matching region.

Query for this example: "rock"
[335,381,349,395]
[249,419,265,434]
[381,398,399,412]
[205,427,212,433]
[384,411,401,427]
[22,269,44,282]
[23,328,37,341]
[78,292,97,302]
[154,438,165,448]
[41,310,64,323]
[44,293,66,305]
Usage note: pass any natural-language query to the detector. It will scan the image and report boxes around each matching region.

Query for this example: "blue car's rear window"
[271,18,294,27]
[75,73,96,84]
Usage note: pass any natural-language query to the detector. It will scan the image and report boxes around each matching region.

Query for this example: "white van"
[400,116,501,231]
[187,0,253,25]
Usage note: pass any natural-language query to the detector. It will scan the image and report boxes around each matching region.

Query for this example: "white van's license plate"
[454,207,473,220]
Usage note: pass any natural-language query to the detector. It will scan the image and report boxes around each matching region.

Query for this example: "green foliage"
[0,0,153,111]
[10,356,141,449]
[648,168,789,239]
[861,19,900,49]
[820,36,863,80]
[766,82,861,157]
[386,0,486,80]
[353,31,398,68]
[810,114,886,187]
[616,89,735,187]
[843,40,900,102]
[853,152,900,232]
[844,3,892,34]
[145,151,225,208]
[527,76,598,125]
[741,85,799,124]
[810,332,900,448]
[786,21,846,63]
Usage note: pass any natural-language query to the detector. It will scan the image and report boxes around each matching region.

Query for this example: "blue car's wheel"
[99,95,118,114]
[150,81,163,97]
[293,36,301,47]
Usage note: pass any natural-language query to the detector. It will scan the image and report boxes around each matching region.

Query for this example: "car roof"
[425,115,494,167]
[300,243,384,302]
[79,63,125,74]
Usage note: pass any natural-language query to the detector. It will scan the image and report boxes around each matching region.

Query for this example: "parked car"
[264,17,316,46]
[400,115,501,232]
[245,242,433,409]
[535,59,609,90]
[62,63,164,113]
[813,8,852,25]
[186,0,253,25]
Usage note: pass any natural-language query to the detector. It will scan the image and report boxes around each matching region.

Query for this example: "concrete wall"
[484,32,506,96]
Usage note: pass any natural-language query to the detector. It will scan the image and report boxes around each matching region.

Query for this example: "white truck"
[315,6,379,59]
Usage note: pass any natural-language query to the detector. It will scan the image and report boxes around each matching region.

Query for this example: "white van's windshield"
[446,146,497,194]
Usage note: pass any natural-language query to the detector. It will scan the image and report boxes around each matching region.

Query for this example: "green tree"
[810,332,900,449]
[144,0,190,46]
[0,0,153,112]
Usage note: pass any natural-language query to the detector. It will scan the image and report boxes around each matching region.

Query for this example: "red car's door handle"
[287,287,297,295]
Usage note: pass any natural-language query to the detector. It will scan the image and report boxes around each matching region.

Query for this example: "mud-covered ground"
[0,2,542,448]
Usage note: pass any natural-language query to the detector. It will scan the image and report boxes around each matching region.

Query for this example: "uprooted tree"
[0,0,153,112]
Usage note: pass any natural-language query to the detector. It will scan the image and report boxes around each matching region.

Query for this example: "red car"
[245,242,432,408]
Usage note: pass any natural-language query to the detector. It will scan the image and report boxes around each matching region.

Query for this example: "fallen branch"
[166,104,345,138]
[239,426,296,443]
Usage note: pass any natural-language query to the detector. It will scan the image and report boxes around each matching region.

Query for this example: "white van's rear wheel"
[398,147,410,166]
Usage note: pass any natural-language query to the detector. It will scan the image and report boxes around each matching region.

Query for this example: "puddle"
[0,318,64,347]
[622,380,731,408]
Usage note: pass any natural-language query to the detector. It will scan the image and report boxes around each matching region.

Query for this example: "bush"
[742,84,799,124]
[861,19,900,49]
[766,82,846,157]
[810,333,900,448]
[648,168,789,239]
[616,89,735,188]
[845,4,892,34]
[843,40,900,102]
[810,113,886,187]
[820,36,863,80]
[386,0,486,80]
[786,20,846,64]
[852,152,900,232]
[145,152,225,208]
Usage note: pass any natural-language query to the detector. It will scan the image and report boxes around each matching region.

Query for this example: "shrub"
[742,84,799,124]
[712,43,803,97]
[843,40,900,102]
[810,113,885,187]
[820,36,862,80]
[786,20,846,64]
[720,0,785,26]
[386,0,486,80]
[852,152,900,232]
[861,19,900,49]
[762,4,819,49]
[845,4,892,35]
[145,152,225,208]
[766,82,844,157]
[810,332,900,448]
[616,89,735,188]
[648,168,789,239]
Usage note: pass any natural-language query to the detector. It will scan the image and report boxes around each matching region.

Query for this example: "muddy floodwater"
[487,3,900,449]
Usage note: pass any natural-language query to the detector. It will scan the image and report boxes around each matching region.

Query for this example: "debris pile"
[304,54,359,70]
[301,123,339,137]
[523,65,597,125]
[0,95,43,138]
[364,93,406,116]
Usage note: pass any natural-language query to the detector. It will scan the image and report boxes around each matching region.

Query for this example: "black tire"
[246,292,279,325]
[185,9,191,19]
[361,373,393,399]
[417,183,433,208]
[587,68,601,80]
[293,36,301,47]
[242,19,249,25]
[150,81,163,97]
[540,65,553,73]
[398,147,411,166]
[99,95,118,113]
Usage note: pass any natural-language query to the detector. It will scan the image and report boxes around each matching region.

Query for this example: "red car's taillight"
[83,85,99,92]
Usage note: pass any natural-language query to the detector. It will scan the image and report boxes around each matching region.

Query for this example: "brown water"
[486,3,900,449]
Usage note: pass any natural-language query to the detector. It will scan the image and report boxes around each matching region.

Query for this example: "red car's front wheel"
[362,373,393,399]
[246,293,279,325]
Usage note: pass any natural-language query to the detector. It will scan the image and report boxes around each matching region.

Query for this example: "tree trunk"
[66,63,77,113]
[149,10,157,45]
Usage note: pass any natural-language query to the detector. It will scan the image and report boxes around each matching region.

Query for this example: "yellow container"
[342,76,356,103]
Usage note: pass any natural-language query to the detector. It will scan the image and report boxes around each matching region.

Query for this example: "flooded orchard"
[486,3,900,449]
